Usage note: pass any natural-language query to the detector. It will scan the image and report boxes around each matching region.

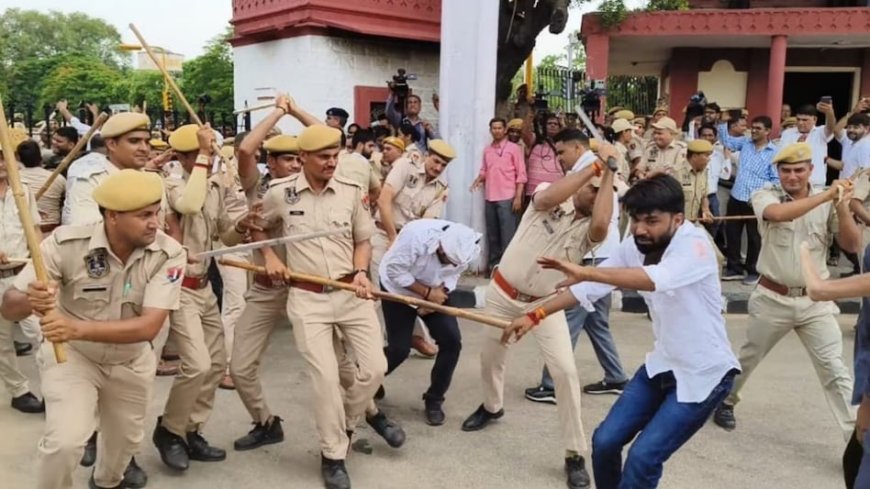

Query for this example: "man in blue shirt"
[386,88,439,150]
[718,114,779,284]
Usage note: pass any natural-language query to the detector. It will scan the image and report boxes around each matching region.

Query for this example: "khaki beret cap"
[168,124,200,152]
[298,125,342,152]
[507,119,524,130]
[687,139,714,153]
[93,169,164,212]
[427,139,457,161]
[149,139,168,150]
[651,117,678,133]
[611,118,633,134]
[101,113,151,139]
[773,142,813,165]
[263,135,299,154]
[614,110,635,121]
[382,137,405,152]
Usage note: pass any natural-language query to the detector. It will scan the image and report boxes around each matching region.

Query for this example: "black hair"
[372,125,391,140]
[552,128,590,146]
[352,128,375,148]
[489,117,506,128]
[706,102,721,113]
[751,115,773,130]
[407,94,422,104]
[16,140,43,168]
[90,134,105,150]
[55,126,79,144]
[622,174,684,217]
[796,104,817,118]
[399,120,420,143]
[347,123,361,133]
[698,124,718,137]
[848,113,870,127]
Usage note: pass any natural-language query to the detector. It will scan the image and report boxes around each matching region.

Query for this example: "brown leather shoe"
[156,359,179,377]
[219,373,235,390]
[411,335,438,358]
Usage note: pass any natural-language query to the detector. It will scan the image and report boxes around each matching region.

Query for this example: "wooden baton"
[36,112,109,200]
[218,258,510,329]
[233,102,274,115]
[0,97,66,363]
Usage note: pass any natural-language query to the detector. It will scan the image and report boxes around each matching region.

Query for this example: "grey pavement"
[0,312,854,489]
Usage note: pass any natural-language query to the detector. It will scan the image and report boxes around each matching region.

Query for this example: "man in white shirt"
[698,124,731,250]
[377,219,480,426]
[778,102,836,187]
[840,113,870,179]
[502,174,740,489]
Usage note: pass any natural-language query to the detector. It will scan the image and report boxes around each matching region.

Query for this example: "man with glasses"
[718,114,779,284]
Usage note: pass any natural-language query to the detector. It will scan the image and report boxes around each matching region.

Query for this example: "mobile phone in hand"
[820,96,833,105]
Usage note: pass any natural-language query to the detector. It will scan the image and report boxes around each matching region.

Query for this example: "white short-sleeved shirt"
[842,135,870,179]
[570,222,740,402]
[779,126,833,186]
[707,143,731,194]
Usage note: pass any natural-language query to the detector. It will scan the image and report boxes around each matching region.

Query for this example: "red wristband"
[526,311,541,326]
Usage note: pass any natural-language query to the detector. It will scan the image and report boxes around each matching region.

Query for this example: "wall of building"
[233,34,441,134]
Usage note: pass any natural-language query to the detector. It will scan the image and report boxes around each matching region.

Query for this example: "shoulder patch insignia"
[362,194,370,211]
[85,249,109,278]
[406,174,419,189]
[166,267,183,283]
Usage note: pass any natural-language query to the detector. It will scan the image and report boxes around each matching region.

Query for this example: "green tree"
[39,57,123,108]
[114,70,168,112]
[0,9,125,103]
[180,28,234,117]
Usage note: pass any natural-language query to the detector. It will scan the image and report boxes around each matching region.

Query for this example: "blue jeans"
[540,280,628,389]
[484,199,518,268]
[592,365,736,489]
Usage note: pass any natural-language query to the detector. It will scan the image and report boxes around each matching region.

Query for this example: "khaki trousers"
[0,276,29,398]
[285,287,386,459]
[162,285,226,436]
[37,343,154,489]
[727,286,855,439]
[479,283,588,452]
[217,250,250,360]
[230,284,288,424]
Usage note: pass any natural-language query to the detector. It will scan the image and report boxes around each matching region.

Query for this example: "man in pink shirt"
[471,118,528,273]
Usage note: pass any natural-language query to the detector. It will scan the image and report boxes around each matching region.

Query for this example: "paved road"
[0,312,853,488]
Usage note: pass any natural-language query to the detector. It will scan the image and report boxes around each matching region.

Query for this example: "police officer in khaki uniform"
[152,124,252,472]
[0,146,44,413]
[610,118,636,179]
[372,139,454,285]
[1,169,185,489]
[639,116,687,176]
[461,129,618,489]
[676,139,714,222]
[712,143,858,439]
[612,110,643,167]
[229,134,301,451]
[63,113,152,226]
[849,170,870,262]
[255,125,387,489]
[374,136,406,182]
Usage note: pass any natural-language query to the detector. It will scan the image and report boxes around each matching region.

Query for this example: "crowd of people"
[0,80,866,489]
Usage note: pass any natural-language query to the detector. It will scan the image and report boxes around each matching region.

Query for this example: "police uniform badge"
[285,186,300,205]
[257,176,270,198]
[406,174,419,189]
[85,250,109,278]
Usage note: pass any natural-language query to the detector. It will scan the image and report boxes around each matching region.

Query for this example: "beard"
[634,231,674,255]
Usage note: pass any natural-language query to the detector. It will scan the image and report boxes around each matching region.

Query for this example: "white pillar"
[439,0,499,271]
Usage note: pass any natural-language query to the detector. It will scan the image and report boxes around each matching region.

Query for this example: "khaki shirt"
[851,171,870,246]
[0,185,41,266]
[405,143,425,167]
[612,142,633,178]
[164,173,247,277]
[752,185,837,287]
[642,139,687,174]
[20,166,64,226]
[375,157,448,228]
[261,172,373,279]
[629,135,644,163]
[675,162,708,221]
[251,174,290,267]
[336,152,380,193]
[498,188,599,297]
[13,223,185,364]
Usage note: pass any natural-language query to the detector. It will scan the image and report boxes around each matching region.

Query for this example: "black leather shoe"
[122,457,147,489]
[10,392,44,413]
[152,418,189,471]
[423,396,445,426]
[461,404,504,432]
[80,432,97,467]
[366,411,405,448]
[234,416,284,451]
[186,431,226,462]
[374,385,385,400]
[713,403,736,431]
[565,455,591,489]
[321,455,351,489]
[14,340,32,356]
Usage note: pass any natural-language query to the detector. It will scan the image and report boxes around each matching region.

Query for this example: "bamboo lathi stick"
[218,258,509,329]
[0,98,66,363]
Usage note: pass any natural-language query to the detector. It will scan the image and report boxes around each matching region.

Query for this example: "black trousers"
[725,197,761,274]
[382,296,462,402]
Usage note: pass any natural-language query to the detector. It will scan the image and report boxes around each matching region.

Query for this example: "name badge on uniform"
[85,250,109,279]
[285,187,300,205]
[649,147,658,159]
[406,174,418,189]
[289,210,304,216]
[542,219,555,234]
